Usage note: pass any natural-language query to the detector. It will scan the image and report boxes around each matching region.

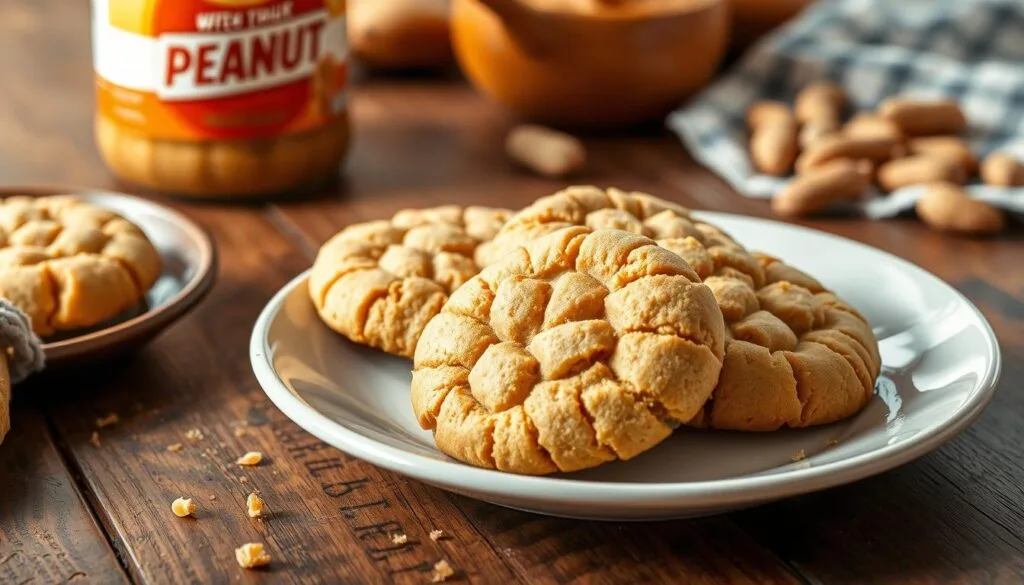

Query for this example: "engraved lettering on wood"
[0,534,81,583]
[271,418,441,579]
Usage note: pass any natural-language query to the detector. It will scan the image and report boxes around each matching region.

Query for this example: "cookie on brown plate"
[0,195,162,336]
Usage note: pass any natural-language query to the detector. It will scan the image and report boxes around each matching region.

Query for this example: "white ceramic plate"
[250,213,1001,520]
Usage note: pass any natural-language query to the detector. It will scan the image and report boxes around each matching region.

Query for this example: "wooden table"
[2,2,1023,583]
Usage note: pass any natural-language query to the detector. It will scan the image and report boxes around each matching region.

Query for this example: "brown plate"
[1,187,217,366]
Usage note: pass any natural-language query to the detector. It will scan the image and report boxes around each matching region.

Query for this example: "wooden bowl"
[0,187,217,366]
[451,0,730,129]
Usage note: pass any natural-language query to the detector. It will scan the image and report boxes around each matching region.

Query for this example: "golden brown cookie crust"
[486,186,880,431]
[0,196,162,336]
[309,205,513,358]
[480,186,765,288]
[412,227,726,475]
[688,253,882,431]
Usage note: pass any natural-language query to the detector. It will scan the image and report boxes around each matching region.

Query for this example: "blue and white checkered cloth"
[669,0,1024,218]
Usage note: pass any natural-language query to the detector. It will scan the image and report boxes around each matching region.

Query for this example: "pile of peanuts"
[749,82,1022,235]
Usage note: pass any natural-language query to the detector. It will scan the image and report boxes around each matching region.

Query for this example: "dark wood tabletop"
[2,1,1023,584]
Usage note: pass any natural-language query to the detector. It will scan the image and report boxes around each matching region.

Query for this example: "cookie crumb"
[171,497,197,518]
[431,560,454,582]
[246,493,266,518]
[96,413,119,428]
[167,443,183,453]
[233,427,249,438]
[391,533,408,545]
[239,476,249,484]
[429,529,444,541]
[791,449,807,462]
[235,543,271,569]
[236,451,263,466]
[185,428,204,441]
[827,438,839,447]
[209,494,217,501]
[89,432,101,448]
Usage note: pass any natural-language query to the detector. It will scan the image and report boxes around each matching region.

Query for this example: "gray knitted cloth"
[0,300,45,383]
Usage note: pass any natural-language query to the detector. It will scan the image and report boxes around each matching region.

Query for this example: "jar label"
[93,0,347,140]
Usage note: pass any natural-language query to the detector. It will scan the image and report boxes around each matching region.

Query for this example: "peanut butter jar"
[91,0,350,199]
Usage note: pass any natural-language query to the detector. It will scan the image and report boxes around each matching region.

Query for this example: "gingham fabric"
[668,0,1024,218]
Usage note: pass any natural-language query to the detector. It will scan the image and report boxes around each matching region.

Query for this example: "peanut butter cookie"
[688,253,882,430]
[412,227,726,475]
[479,186,766,289]
[309,205,513,358]
[0,196,162,336]
[484,186,879,431]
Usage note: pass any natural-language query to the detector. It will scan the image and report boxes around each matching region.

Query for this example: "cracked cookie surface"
[483,186,880,431]
[412,227,726,475]
[309,205,513,358]
[689,253,882,430]
[0,195,162,336]
[479,186,766,289]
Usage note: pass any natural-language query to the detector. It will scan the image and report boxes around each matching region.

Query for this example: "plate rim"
[0,186,218,361]
[250,211,1001,510]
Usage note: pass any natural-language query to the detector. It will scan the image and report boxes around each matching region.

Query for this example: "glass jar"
[91,0,350,199]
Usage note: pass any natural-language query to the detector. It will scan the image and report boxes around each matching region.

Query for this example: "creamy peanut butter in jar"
[92,0,350,198]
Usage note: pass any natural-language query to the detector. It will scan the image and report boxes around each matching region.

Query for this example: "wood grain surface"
[1,0,1022,584]
[0,406,129,584]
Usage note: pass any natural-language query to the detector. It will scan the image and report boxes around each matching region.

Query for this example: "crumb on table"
[185,428,204,441]
[171,497,197,518]
[96,413,119,428]
[429,529,444,541]
[89,432,101,448]
[167,443,183,453]
[236,451,263,466]
[246,493,266,518]
[391,533,408,545]
[431,560,454,582]
[791,449,807,462]
[235,542,271,569]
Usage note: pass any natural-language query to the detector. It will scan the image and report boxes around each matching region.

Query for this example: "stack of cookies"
[310,187,880,475]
